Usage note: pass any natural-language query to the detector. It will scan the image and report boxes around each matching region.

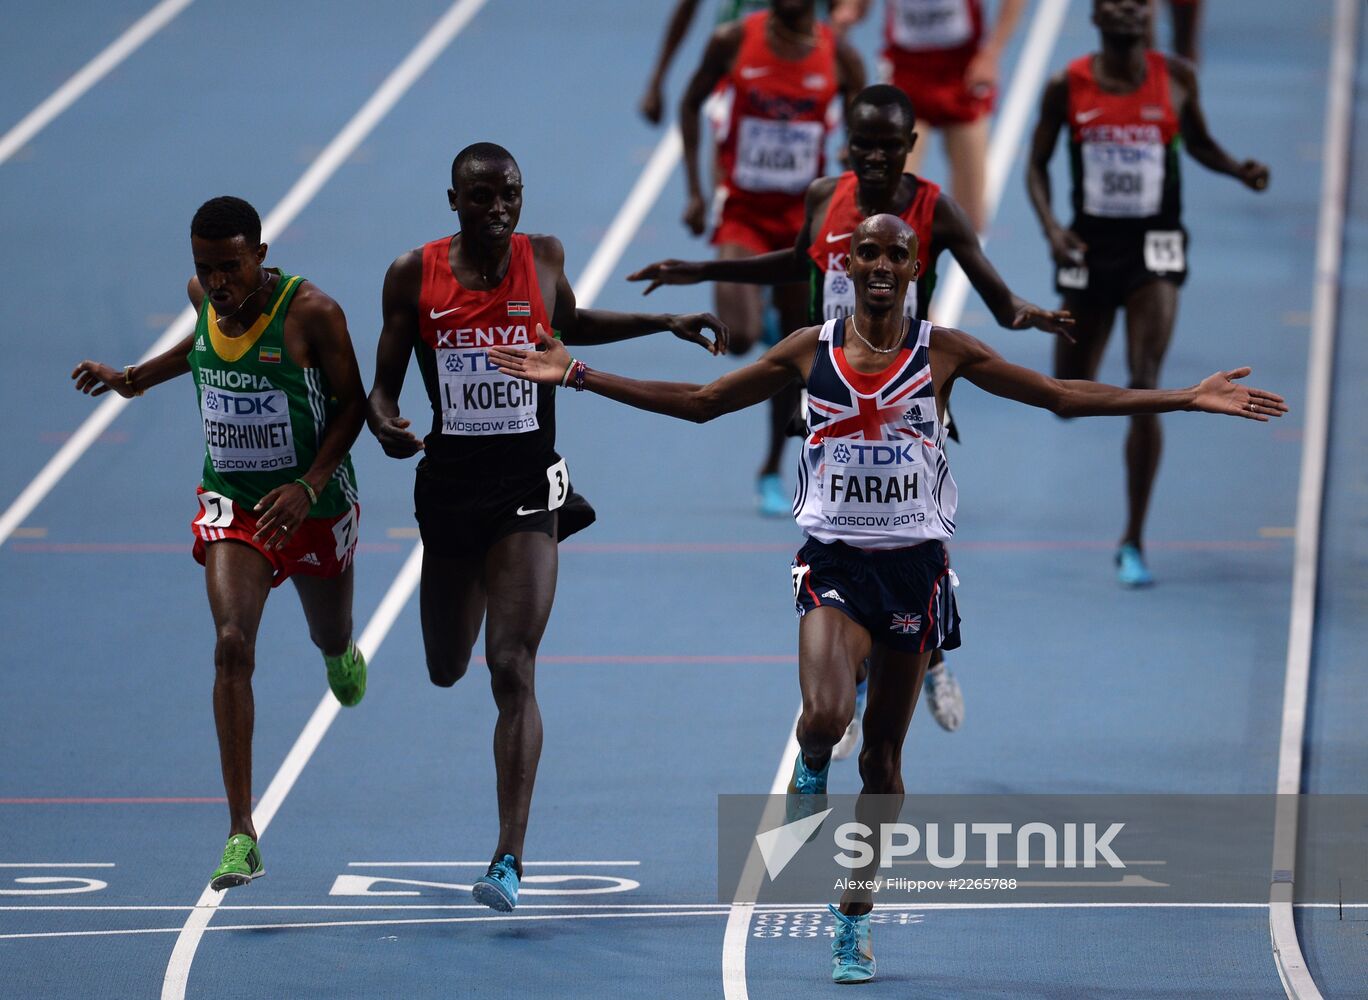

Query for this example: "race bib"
[733,117,824,194]
[331,505,358,561]
[819,440,927,526]
[1057,265,1089,290]
[1143,230,1185,273]
[200,386,296,473]
[823,268,918,322]
[1081,140,1165,218]
[437,345,539,436]
[196,491,234,528]
[545,457,569,512]
[889,0,974,51]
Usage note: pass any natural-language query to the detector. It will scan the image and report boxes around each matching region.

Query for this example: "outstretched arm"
[640,0,704,124]
[935,327,1287,420]
[70,277,206,397]
[933,194,1074,339]
[491,324,814,424]
[1171,58,1268,190]
[552,261,728,354]
[366,252,425,459]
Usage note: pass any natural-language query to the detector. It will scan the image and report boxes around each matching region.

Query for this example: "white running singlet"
[794,318,957,549]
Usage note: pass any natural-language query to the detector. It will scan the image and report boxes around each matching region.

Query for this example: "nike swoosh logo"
[738,66,771,80]
[825,231,854,244]
[515,506,546,516]
[430,306,460,319]
[1076,108,1104,124]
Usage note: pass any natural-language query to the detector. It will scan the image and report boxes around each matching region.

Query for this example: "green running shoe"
[325,641,366,707]
[210,834,264,891]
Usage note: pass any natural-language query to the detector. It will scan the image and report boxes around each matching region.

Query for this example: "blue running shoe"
[757,474,788,518]
[829,904,876,984]
[472,854,520,912]
[1116,543,1155,588]
[785,751,830,828]
[832,675,868,761]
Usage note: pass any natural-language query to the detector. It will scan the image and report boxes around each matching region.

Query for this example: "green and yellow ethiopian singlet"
[187,269,358,518]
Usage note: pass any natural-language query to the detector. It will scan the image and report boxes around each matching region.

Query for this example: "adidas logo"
[297,552,321,566]
[821,589,845,603]
[195,335,207,352]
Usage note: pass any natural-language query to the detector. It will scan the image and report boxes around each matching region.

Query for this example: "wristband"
[293,478,319,507]
[123,365,144,397]
[559,359,577,387]
[570,359,588,392]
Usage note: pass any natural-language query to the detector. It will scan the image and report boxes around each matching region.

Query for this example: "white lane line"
[0,0,194,166]
[161,43,687,995]
[0,0,491,551]
[160,544,424,999]
[928,0,1073,328]
[720,3,1074,996]
[575,127,683,307]
[19,910,731,942]
[346,860,641,867]
[1269,1,1359,998]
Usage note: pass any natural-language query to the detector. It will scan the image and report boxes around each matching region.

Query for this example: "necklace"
[849,315,905,355]
[213,274,272,330]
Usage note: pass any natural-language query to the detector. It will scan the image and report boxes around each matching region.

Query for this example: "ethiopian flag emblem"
[258,345,282,364]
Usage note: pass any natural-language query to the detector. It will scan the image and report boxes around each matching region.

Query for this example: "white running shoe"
[923,663,963,732]
[831,677,867,761]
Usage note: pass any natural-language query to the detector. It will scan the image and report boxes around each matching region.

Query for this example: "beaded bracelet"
[569,359,588,391]
[293,478,319,507]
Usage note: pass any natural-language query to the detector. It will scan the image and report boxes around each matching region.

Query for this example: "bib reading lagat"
[1080,128,1165,217]
[889,0,973,50]
[200,385,296,473]
[733,117,824,194]
[819,440,928,528]
[437,344,539,436]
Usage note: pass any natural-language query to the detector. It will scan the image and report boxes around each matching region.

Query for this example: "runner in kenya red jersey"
[366,143,725,914]
[1027,0,1268,587]
[679,0,864,516]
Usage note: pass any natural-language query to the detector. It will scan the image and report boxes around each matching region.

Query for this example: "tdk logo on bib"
[828,442,918,466]
[200,387,295,472]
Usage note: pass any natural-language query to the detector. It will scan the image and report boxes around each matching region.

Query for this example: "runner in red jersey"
[367,143,725,913]
[679,0,864,515]
[835,0,1026,232]
[1027,0,1268,587]
[630,85,1071,739]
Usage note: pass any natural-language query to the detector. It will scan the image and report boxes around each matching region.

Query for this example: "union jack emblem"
[890,613,922,634]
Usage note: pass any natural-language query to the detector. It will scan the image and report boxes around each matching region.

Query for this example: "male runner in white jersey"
[367,143,725,913]
[629,83,1074,743]
[71,196,368,891]
[490,213,1284,984]
[1027,0,1266,586]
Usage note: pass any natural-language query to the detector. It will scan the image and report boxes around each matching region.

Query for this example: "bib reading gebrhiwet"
[189,270,358,517]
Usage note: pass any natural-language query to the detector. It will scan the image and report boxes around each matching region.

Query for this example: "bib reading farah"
[795,318,957,549]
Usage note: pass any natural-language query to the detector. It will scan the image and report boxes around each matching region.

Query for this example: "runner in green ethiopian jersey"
[71,196,368,892]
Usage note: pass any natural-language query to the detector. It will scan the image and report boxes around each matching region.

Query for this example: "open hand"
[626,258,706,295]
[371,414,424,459]
[1191,368,1287,421]
[964,48,999,98]
[252,481,313,551]
[1011,303,1076,343]
[639,83,665,125]
[668,312,729,355]
[490,325,573,385]
[71,361,137,398]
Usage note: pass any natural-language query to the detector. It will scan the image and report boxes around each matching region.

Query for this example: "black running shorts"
[791,536,961,654]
